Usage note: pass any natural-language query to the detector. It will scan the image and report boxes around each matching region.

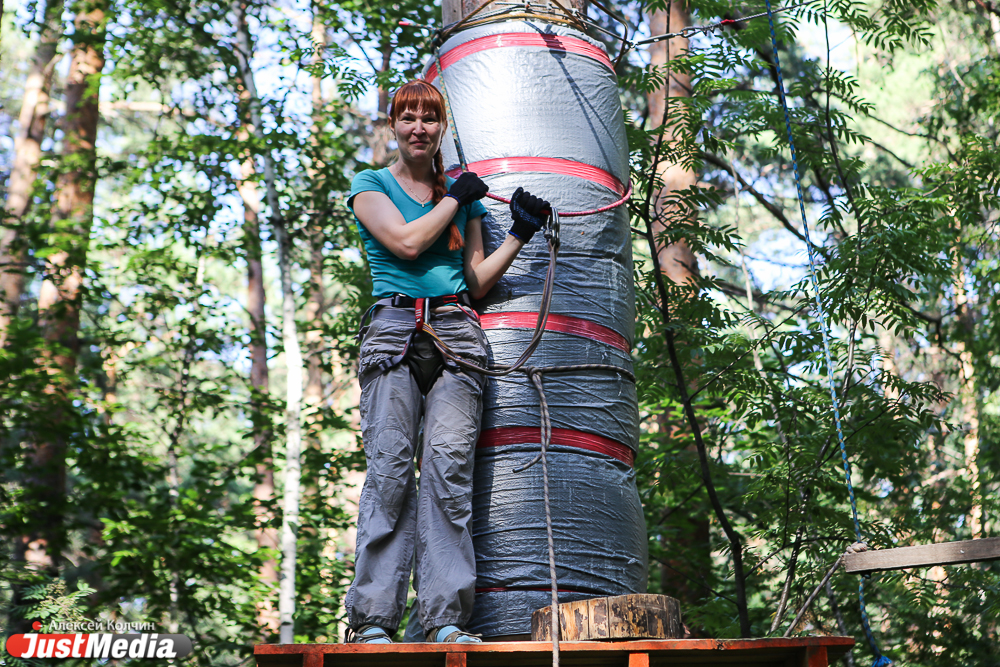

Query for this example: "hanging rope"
[632,1,811,47]
[421,218,633,667]
[425,44,635,663]
[762,2,891,665]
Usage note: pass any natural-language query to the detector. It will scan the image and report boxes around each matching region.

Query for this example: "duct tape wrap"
[426,19,646,637]
[471,448,648,637]
[482,329,639,450]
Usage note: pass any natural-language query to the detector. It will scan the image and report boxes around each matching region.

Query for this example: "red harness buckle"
[414,298,427,332]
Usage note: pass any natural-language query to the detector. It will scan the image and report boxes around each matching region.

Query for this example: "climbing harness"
[357,292,478,380]
[763,1,891,664]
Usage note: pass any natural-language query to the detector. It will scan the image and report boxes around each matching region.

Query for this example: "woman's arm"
[353,190,459,261]
[463,216,524,300]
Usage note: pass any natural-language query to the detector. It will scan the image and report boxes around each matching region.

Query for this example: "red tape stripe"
[426,33,613,82]
[480,311,629,352]
[447,157,624,196]
[478,426,635,467]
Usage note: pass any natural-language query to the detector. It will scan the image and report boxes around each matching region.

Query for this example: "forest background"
[1,0,999,664]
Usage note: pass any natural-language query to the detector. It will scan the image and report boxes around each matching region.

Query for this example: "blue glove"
[509,187,550,242]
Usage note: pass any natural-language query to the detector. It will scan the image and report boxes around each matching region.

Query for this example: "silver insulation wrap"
[427,19,647,637]
[471,448,648,637]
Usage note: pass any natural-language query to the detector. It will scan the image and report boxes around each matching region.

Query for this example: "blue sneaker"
[433,625,482,643]
[348,624,392,644]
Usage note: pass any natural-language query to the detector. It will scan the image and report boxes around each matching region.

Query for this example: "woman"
[344,80,550,644]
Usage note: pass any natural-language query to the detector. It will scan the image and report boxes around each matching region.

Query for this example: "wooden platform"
[255,637,855,667]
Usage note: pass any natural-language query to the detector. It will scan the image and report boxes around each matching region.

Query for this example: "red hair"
[389,80,463,251]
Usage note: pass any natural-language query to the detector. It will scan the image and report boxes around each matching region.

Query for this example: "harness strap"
[414,297,427,332]
[359,292,477,379]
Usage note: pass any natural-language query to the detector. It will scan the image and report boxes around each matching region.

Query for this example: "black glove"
[509,187,550,242]
[445,172,489,206]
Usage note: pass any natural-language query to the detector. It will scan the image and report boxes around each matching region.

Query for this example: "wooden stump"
[531,594,683,641]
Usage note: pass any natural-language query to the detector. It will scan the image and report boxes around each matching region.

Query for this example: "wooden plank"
[532,594,683,641]
[254,637,855,667]
[445,652,467,667]
[843,537,1000,574]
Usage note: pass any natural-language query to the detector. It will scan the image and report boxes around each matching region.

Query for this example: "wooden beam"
[844,537,1000,574]
[254,637,856,667]
[627,653,650,667]
[804,646,829,667]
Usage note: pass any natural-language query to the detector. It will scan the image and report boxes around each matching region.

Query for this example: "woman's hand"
[445,172,489,206]
[508,188,551,242]
[463,187,552,299]
[353,190,459,261]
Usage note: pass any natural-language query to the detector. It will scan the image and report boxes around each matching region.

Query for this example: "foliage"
[13,579,97,633]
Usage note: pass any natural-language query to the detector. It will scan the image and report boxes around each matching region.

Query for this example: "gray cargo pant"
[345,306,488,635]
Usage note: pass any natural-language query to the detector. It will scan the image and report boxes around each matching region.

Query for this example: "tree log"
[531,594,683,641]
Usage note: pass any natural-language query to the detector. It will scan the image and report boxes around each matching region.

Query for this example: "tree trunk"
[304,7,327,445]
[953,257,983,538]
[647,1,699,286]
[233,0,304,644]
[1,0,64,347]
[646,1,712,612]
[15,0,106,584]
[237,112,279,634]
[369,42,396,167]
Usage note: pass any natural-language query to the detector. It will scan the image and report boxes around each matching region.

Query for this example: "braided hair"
[389,80,463,251]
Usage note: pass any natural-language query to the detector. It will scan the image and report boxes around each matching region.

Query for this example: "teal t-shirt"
[348,168,488,298]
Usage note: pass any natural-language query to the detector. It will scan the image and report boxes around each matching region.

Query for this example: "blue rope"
[761,3,891,665]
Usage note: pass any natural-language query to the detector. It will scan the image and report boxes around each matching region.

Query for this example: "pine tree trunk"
[646,0,712,613]
[233,0,304,644]
[647,1,699,286]
[370,42,396,167]
[304,7,327,445]
[17,0,106,579]
[237,120,279,633]
[1,0,64,347]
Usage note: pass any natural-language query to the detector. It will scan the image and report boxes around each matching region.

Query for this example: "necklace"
[392,167,433,205]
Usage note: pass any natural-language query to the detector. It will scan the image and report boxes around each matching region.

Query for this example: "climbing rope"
[482,185,633,217]
[422,218,632,667]
[762,2,891,665]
